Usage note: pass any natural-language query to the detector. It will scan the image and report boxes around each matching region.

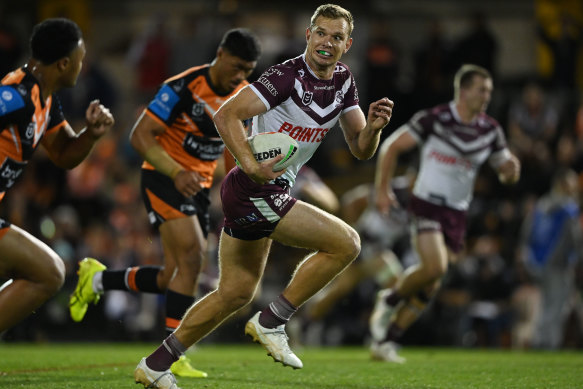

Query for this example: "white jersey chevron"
[406,101,512,210]
[248,54,360,186]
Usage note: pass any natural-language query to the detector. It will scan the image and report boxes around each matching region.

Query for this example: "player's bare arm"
[41,99,114,169]
[340,97,394,160]
[129,112,206,197]
[214,87,284,184]
[374,126,416,215]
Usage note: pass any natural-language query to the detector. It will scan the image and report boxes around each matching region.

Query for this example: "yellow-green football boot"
[170,355,208,378]
[69,258,106,322]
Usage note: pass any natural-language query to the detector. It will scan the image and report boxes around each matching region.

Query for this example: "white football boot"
[245,311,303,369]
[134,358,180,389]
[369,288,398,342]
[370,341,406,364]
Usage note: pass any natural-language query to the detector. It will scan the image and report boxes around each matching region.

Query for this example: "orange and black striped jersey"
[143,64,248,188]
[0,67,67,202]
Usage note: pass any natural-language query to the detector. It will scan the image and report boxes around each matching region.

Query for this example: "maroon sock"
[145,333,186,371]
[258,294,297,328]
[384,323,404,343]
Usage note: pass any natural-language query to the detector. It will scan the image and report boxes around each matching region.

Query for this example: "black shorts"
[0,217,10,240]
[141,169,210,236]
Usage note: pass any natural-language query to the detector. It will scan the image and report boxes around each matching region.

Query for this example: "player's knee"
[219,284,256,311]
[40,258,66,296]
[341,226,361,263]
[179,247,204,274]
[423,261,448,281]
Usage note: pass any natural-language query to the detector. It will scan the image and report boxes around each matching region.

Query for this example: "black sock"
[385,290,403,307]
[102,266,163,293]
[145,333,186,371]
[165,290,195,334]
[258,294,297,328]
[384,323,404,343]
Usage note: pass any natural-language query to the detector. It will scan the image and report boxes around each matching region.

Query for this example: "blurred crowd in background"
[1,0,583,350]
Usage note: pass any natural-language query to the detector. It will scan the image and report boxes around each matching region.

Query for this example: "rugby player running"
[133,4,393,388]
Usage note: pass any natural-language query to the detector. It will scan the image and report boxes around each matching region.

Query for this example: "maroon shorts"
[408,195,467,253]
[221,167,297,240]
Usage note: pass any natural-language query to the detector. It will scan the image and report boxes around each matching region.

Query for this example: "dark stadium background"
[1,0,582,350]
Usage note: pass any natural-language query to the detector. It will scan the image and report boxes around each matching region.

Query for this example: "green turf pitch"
[0,343,582,388]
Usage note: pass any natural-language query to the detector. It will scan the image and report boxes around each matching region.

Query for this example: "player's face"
[463,75,493,114]
[61,39,86,88]
[215,49,256,94]
[305,16,352,75]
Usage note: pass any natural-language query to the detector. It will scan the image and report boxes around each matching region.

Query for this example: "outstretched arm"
[42,99,114,169]
[374,126,417,215]
[339,97,394,160]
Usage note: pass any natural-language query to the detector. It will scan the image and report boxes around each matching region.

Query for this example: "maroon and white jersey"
[407,101,511,211]
[248,54,360,185]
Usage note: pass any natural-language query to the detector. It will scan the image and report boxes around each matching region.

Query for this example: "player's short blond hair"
[310,4,354,36]
[453,64,492,101]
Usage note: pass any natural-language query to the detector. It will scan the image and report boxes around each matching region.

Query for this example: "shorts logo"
[302,91,313,105]
[234,213,259,226]
[161,93,169,102]
[180,204,196,212]
[25,123,34,139]
[191,103,205,118]
[272,193,289,209]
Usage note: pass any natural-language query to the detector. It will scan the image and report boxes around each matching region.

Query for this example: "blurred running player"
[303,176,412,333]
[69,28,261,378]
[133,4,394,388]
[369,64,521,363]
[0,18,113,332]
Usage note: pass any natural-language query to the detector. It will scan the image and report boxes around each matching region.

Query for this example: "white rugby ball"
[247,132,299,172]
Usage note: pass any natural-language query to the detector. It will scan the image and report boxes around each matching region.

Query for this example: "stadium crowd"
[1,0,583,352]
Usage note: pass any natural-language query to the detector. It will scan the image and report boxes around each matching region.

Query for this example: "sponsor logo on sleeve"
[0,86,25,115]
[148,84,180,121]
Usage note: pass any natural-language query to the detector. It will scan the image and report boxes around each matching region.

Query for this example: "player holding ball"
[134,4,393,388]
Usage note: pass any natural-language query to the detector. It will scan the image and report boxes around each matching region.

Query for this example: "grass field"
[1,343,582,388]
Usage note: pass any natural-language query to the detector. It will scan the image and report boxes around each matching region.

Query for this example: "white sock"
[92,271,104,293]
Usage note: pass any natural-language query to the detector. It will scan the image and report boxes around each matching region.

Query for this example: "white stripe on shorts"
[250,197,280,223]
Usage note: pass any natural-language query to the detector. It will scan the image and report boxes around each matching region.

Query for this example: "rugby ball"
[246,132,299,172]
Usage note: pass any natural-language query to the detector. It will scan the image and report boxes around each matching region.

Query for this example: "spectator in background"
[127,14,172,104]
[507,82,559,195]
[0,20,24,77]
[537,13,582,93]
[170,13,213,75]
[365,18,400,103]
[519,168,582,349]
[454,12,499,77]
[413,19,456,110]
[57,52,118,126]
